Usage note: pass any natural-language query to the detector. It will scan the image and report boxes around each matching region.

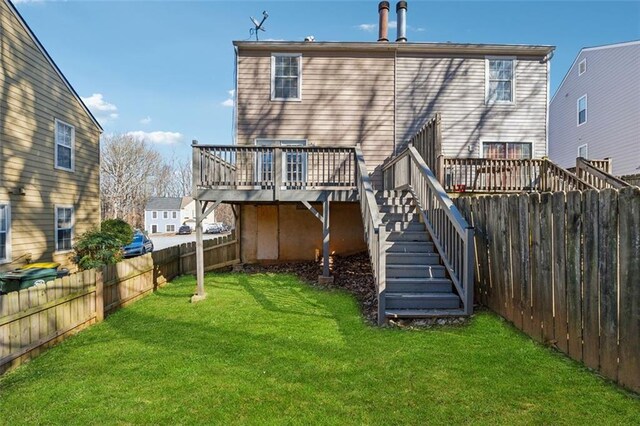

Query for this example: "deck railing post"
[274,147,282,200]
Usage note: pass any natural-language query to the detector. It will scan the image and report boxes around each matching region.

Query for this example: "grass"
[0,273,638,425]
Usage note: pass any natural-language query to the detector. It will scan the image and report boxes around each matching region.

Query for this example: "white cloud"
[81,93,118,124]
[357,24,376,32]
[389,20,397,29]
[221,89,235,107]
[126,131,183,145]
[140,116,152,125]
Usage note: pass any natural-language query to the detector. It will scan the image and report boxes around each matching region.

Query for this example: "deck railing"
[383,146,474,315]
[355,146,387,325]
[575,157,630,190]
[442,158,596,193]
[194,144,357,190]
[409,113,442,178]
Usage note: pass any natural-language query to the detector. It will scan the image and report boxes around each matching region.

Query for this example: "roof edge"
[5,0,103,132]
[233,41,555,56]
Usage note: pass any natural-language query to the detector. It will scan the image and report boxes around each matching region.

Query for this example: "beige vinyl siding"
[396,54,548,159]
[549,43,640,175]
[0,1,100,271]
[236,49,395,183]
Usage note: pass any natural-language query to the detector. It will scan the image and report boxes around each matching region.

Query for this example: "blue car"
[123,232,154,258]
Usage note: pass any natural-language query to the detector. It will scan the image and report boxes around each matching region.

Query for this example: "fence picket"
[565,191,583,361]
[582,190,600,370]
[552,192,568,354]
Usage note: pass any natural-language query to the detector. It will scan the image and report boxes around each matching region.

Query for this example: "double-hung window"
[55,206,73,251]
[172,211,177,219]
[578,59,587,75]
[486,58,515,104]
[152,211,157,219]
[271,54,302,101]
[163,211,168,219]
[577,95,587,125]
[0,203,10,262]
[483,142,532,159]
[55,119,74,171]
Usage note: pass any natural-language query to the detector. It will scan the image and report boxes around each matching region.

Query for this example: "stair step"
[382,213,420,222]
[378,204,417,214]
[387,252,441,266]
[386,241,434,253]
[387,231,431,242]
[376,197,415,207]
[385,221,425,232]
[386,277,452,293]
[375,190,412,199]
[385,293,461,310]
[387,263,445,277]
[385,309,467,318]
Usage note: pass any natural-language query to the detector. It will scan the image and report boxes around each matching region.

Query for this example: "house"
[549,41,640,176]
[144,196,215,234]
[0,0,103,272]
[192,1,555,321]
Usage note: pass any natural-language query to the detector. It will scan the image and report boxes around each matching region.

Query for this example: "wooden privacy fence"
[0,231,239,374]
[455,188,640,393]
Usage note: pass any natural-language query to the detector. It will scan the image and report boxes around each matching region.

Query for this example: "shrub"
[73,229,124,270]
[101,218,134,246]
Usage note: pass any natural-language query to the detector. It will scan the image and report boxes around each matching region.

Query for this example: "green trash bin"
[0,267,58,294]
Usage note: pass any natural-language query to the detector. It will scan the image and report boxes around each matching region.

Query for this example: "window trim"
[578,143,588,159]
[577,94,587,126]
[578,58,587,76]
[152,211,157,219]
[270,53,303,102]
[166,224,175,233]
[485,56,517,105]
[163,211,168,219]
[54,118,75,172]
[54,205,74,253]
[0,202,11,264]
[172,211,177,219]
[480,140,533,159]
[254,139,308,187]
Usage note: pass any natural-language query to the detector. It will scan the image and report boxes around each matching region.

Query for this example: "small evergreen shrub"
[101,218,134,246]
[73,229,124,270]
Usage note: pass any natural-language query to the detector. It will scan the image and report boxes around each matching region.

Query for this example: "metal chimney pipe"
[396,1,407,42]
[378,1,390,42]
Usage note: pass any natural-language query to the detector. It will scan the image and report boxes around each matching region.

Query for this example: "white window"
[0,203,10,263]
[578,59,587,76]
[152,211,157,219]
[55,119,74,171]
[55,206,73,252]
[271,53,302,101]
[166,224,175,232]
[578,95,587,125]
[578,144,588,159]
[486,58,515,104]
[483,142,532,159]
[172,211,177,219]
[163,211,168,219]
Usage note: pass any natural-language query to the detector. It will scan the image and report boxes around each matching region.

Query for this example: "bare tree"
[101,134,166,227]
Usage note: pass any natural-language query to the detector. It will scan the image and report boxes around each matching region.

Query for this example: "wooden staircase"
[376,190,464,319]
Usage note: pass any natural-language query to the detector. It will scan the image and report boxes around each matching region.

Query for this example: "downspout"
[541,50,553,158]
[233,45,239,145]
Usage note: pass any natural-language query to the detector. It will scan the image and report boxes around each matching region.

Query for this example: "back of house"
[0,0,102,272]
[549,41,640,176]
[232,2,553,262]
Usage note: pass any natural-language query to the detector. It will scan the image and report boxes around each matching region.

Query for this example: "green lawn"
[1,273,638,425]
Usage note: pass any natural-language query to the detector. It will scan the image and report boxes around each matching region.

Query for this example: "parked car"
[123,232,154,257]
[177,225,192,235]
[205,223,223,234]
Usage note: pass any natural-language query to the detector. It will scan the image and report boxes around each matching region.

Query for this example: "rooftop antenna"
[249,11,269,41]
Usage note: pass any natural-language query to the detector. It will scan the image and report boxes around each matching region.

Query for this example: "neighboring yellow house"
[0,0,102,272]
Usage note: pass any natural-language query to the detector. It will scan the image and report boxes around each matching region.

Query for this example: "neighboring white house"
[549,41,640,176]
[144,197,215,234]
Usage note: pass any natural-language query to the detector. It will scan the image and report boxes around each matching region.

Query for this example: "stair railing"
[575,157,630,189]
[383,146,474,315]
[355,145,387,325]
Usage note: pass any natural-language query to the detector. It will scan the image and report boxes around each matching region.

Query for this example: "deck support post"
[191,140,207,303]
[321,197,332,281]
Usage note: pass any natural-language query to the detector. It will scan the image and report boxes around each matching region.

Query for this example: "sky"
[13,0,640,162]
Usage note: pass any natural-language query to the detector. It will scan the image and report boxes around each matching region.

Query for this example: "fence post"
[95,269,104,323]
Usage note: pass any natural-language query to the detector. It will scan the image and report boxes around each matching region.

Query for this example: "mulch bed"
[240,252,378,323]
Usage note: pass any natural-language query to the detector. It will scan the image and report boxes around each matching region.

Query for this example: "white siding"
[144,210,181,234]
[549,42,640,176]
[396,54,548,159]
